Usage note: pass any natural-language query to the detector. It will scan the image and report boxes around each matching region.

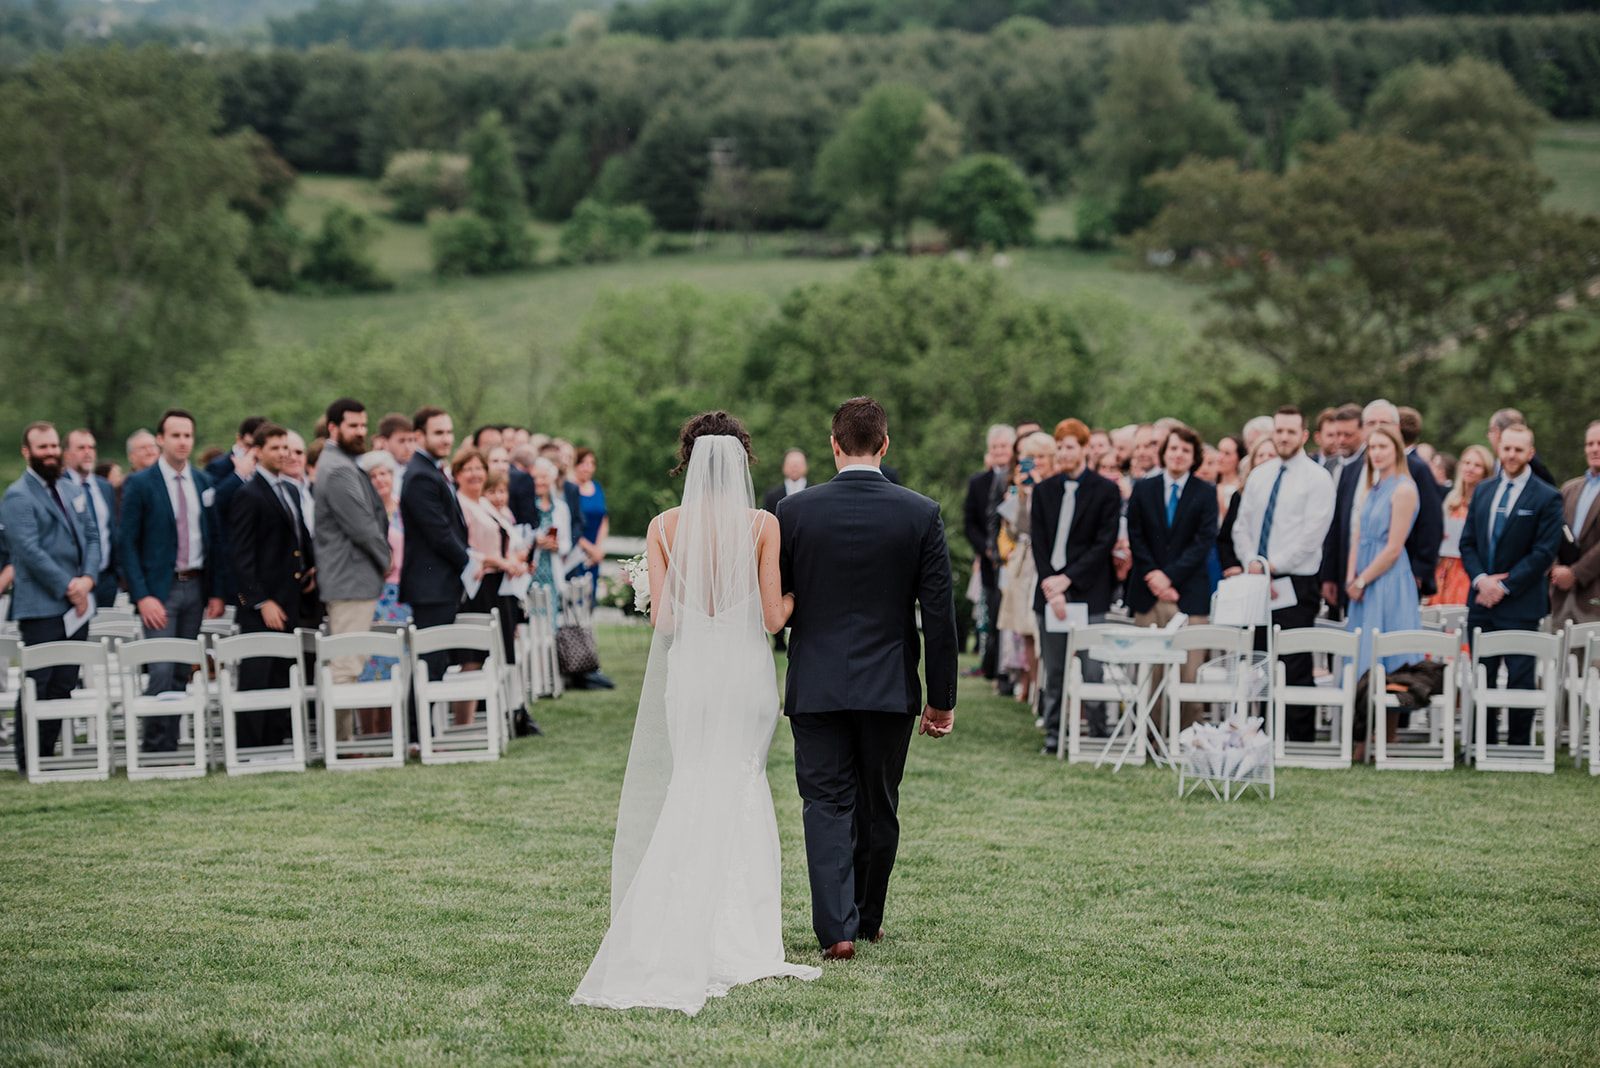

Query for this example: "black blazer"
[1127,474,1219,616]
[762,481,802,515]
[1459,473,1564,625]
[1216,490,1244,574]
[778,469,959,717]
[1030,470,1121,616]
[508,466,540,529]
[1323,455,1445,602]
[963,469,999,561]
[399,452,470,607]
[230,474,312,619]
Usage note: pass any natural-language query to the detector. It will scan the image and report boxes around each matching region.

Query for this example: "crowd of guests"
[0,402,613,774]
[966,405,1600,758]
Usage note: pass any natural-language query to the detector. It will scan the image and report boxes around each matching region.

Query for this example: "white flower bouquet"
[619,554,650,614]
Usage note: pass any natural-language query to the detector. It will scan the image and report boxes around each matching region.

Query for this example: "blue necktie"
[1256,466,1286,560]
[1489,485,1513,570]
[1166,481,1179,527]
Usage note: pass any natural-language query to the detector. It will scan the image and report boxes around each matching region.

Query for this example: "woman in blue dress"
[572,447,608,595]
[1346,423,1422,710]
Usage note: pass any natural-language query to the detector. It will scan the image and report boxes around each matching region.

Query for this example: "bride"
[570,411,822,1016]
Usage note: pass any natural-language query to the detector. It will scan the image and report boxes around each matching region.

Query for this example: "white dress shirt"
[785,477,807,496]
[1160,471,1189,512]
[839,464,886,477]
[1231,452,1335,576]
[158,456,205,570]
[64,469,112,569]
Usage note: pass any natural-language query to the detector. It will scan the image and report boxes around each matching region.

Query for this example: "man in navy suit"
[1127,424,1219,734]
[400,406,472,694]
[61,429,120,612]
[1,422,101,773]
[1459,423,1564,746]
[118,409,225,752]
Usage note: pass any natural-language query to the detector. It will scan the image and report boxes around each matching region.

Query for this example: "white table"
[1088,637,1188,773]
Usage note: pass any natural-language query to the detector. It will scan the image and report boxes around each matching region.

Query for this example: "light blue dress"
[1347,475,1421,678]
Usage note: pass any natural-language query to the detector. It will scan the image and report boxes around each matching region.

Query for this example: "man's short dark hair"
[832,397,888,457]
[157,408,195,436]
[412,406,448,434]
[66,428,95,448]
[252,422,289,448]
[22,421,55,448]
[1314,407,1338,431]
[325,398,365,429]
[1274,405,1304,429]
[1159,425,1204,472]
[238,415,266,441]
[1334,403,1363,424]
[377,413,413,439]
[1397,406,1422,447]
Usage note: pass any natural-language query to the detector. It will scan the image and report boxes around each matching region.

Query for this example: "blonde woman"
[1433,444,1493,606]
[997,432,1056,704]
[1346,424,1421,683]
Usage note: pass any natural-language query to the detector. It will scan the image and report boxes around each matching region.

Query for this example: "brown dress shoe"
[823,941,855,961]
[869,927,886,943]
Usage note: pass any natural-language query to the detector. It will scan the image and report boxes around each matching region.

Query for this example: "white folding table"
[1089,631,1188,773]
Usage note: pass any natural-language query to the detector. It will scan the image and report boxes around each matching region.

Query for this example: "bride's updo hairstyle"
[671,410,757,476]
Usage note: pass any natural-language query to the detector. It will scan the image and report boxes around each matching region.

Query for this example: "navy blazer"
[117,462,222,604]
[778,469,959,717]
[399,451,470,607]
[1127,473,1219,616]
[1458,473,1564,625]
[1323,454,1445,603]
[507,466,540,529]
[0,472,101,620]
[230,473,313,617]
[1030,470,1120,616]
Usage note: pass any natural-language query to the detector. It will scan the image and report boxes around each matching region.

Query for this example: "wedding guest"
[1431,452,1457,488]
[206,416,265,486]
[1129,423,1159,479]
[1094,450,1130,499]
[197,446,225,469]
[997,432,1055,704]
[125,429,159,474]
[455,451,528,722]
[484,471,526,671]
[94,461,123,490]
[1231,407,1335,743]
[1195,445,1221,486]
[1217,436,1284,575]
[1128,424,1218,733]
[527,457,572,610]
[283,431,316,540]
[1434,445,1493,605]
[118,409,225,752]
[1033,419,1120,753]
[1345,424,1422,691]
[372,412,417,495]
[1110,425,1136,470]
[571,447,609,596]
[1460,423,1563,746]
[473,426,504,451]
[1397,405,1445,598]
[1087,428,1113,470]
[762,449,809,514]
[1242,416,1274,452]
[487,445,512,478]
[1550,420,1600,626]
[1215,434,1245,510]
[964,424,1015,682]
[2,422,100,774]
[305,437,326,480]
[1313,407,1341,471]
[401,406,471,711]
[356,449,408,712]
[538,441,585,546]
[60,429,118,611]
[1488,408,1556,486]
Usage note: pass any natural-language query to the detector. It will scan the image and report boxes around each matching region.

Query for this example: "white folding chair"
[1587,635,1600,776]
[316,630,408,770]
[1560,621,1600,763]
[0,636,20,754]
[1163,624,1257,754]
[18,639,114,782]
[116,637,211,780]
[1472,628,1560,773]
[1058,624,1143,763]
[1273,626,1360,768]
[1369,630,1459,771]
[456,609,521,730]
[296,627,325,763]
[410,620,505,765]
[522,584,562,700]
[213,632,309,775]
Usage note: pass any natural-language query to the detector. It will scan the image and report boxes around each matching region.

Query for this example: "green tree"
[813,83,961,249]
[1287,87,1350,154]
[558,199,654,263]
[232,129,302,291]
[379,150,468,222]
[1365,56,1547,162]
[0,47,253,439]
[301,204,393,292]
[429,110,536,275]
[927,154,1036,249]
[534,130,592,222]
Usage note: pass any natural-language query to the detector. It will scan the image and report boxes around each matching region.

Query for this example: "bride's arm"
[757,514,792,635]
[646,516,669,628]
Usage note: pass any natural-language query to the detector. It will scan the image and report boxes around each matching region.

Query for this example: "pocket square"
[1515,508,1533,516]
[73,494,86,513]
[202,488,216,507]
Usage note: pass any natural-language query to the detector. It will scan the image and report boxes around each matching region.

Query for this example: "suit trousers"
[979,557,1002,679]
[1037,611,1109,748]
[1133,605,1210,733]
[1256,574,1321,742]
[326,599,377,741]
[15,616,89,773]
[92,570,120,617]
[789,710,917,949]
[142,574,204,752]
[1470,614,1541,746]
[235,605,293,749]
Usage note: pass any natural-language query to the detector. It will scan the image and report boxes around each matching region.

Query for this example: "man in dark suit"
[1489,408,1556,486]
[118,409,225,751]
[1460,422,1564,746]
[779,397,957,961]
[1031,420,1121,753]
[228,423,312,748]
[1127,424,1219,734]
[1550,420,1600,626]
[1,422,101,774]
[61,428,119,611]
[761,449,809,515]
[963,425,1016,682]
[1397,406,1444,598]
[400,406,472,692]
[206,416,264,607]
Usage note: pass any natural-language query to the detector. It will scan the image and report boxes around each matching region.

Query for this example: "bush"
[300,204,392,292]
[927,154,1036,249]
[379,150,469,222]
[430,212,539,276]
[1074,196,1115,250]
[241,211,301,291]
[1365,56,1547,162]
[559,199,654,263]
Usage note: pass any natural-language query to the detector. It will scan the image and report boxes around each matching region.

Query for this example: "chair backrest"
[0,635,18,667]
[89,618,144,642]
[1473,628,1560,663]
[316,630,404,664]
[1370,629,1461,665]
[454,612,494,628]
[20,638,109,672]
[212,631,304,667]
[1168,624,1253,655]
[115,636,208,671]
[1564,621,1600,668]
[410,622,495,658]
[95,608,140,624]
[1274,625,1361,659]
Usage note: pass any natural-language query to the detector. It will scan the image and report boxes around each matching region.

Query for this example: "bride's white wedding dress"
[570,435,821,1016]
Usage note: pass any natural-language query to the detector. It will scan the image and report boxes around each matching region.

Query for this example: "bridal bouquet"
[619,554,650,614]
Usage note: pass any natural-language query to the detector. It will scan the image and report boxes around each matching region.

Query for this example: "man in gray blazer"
[314,398,393,741]
[1,422,101,774]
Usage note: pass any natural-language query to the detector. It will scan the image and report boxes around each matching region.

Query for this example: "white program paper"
[63,593,96,635]
[1270,576,1297,609]
[1043,601,1089,632]
[1439,516,1465,559]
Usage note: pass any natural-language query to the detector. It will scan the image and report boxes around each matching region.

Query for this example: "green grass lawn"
[4,628,1598,1066]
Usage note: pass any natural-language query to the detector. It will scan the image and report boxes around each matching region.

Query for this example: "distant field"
[1535,122,1600,217]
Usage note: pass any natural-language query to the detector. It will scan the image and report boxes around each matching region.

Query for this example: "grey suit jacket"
[313,442,391,602]
[0,471,101,620]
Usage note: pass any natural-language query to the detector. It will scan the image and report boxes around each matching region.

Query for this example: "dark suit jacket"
[1127,474,1219,616]
[1323,455,1444,603]
[209,469,246,600]
[508,466,540,528]
[1216,490,1244,574]
[205,452,236,485]
[117,462,221,603]
[230,474,313,620]
[963,469,1000,562]
[399,452,470,607]
[1554,474,1600,621]
[1030,470,1120,616]
[1459,473,1564,625]
[778,469,958,716]
[762,482,795,515]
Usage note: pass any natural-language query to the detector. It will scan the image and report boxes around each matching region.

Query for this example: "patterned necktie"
[1256,465,1287,560]
[1489,483,1513,570]
[1166,481,1179,527]
[1050,479,1079,571]
[174,473,190,570]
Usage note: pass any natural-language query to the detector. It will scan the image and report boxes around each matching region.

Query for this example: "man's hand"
[1248,560,1268,576]
[260,600,287,630]
[919,704,953,738]
[137,595,168,631]
[1039,574,1070,600]
[1551,565,1576,591]
[1158,586,1180,603]
[66,575,93,611]
[1222,566,1242,579]
[1474,574,1509,608]
[205,597,225,620]
[1322,581,1339,606]
[1145,570,1171,596]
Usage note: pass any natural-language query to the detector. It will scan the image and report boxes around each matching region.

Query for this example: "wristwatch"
[1353,577,1366,592]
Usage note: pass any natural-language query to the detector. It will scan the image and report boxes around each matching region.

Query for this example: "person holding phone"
[527,456,573,624]
[997,433,1057,706]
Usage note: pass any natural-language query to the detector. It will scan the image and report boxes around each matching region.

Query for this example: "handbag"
[556,623,600,676]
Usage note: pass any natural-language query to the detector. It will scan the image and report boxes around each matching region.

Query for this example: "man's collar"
[63,468,85,485]
[1163,470,1189,490]
[25,466,52,489]
[838,464,884,477]
[158,456,187,479]
[1586,469,1600,482]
